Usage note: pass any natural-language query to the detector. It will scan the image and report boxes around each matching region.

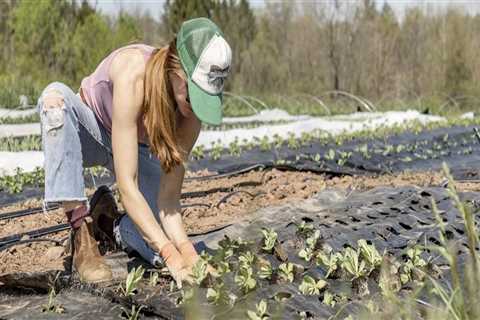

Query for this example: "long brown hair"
[143,40,184,173]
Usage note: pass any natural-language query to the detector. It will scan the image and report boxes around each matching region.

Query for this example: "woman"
[37,18,232,285]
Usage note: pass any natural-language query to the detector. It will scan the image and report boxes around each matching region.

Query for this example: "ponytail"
[143,40,184,173]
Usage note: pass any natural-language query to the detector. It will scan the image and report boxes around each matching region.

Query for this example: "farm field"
[1,105,480,319]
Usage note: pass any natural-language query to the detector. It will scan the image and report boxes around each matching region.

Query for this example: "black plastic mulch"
[190,124,480,179]
[2,185,478,319]
[2,124,480,207]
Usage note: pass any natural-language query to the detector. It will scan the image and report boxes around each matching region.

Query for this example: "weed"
[121,305,144,320]
[41,288,65,314]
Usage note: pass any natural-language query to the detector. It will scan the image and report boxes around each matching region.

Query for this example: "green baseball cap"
[176,18,232,125]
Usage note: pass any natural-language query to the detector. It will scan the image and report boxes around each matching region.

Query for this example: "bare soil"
[0,168,478,278]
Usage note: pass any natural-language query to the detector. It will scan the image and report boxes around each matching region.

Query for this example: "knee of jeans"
[39,84,71,135]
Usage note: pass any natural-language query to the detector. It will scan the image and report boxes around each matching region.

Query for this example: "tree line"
[0,0,479,110]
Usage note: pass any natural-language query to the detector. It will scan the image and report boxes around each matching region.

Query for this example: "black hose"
[184,164,266,181]
[214,190,266,208]
[0,203,59,221]
[0,223,70,247]
[0,238,63,252]
[181,179,262,199]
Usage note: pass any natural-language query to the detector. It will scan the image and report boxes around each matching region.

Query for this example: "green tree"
[212,0,256,88]
[444,8,472,98]
[71,13,111,81]
[162,0,214,36]
[10,0,76,85]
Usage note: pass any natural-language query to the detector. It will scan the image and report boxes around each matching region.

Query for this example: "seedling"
[148,271,159,287]
[258,259,273,280]
[121,305,144,320]
[322,291,336,307]
[287,132,300,149]
[41,288,65,314]
[325,149,335,161]
[246,299,269,320]
[206,282,232,305]
[191,145,204,160]
[299,275,327,295]
[298,230,321,262]
[120,266,145,296]
[229,138,241,156]
[400,246,427,284]
[273,133,284,149]
[278,262,294,283]
[341,247,366,280]
[261,228,278,252]
[295,221,315,238]
[239,251,256,268]
[316,251,341,278]
[259,136,270,151]
[235,265,257,293]
[192,258,208,285]
[357,239,383,272]
[210,141,223,160]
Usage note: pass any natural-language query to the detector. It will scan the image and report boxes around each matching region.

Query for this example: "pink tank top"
[80,44,156,143]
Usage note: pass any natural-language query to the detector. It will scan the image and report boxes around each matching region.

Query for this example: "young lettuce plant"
[341,247,366,280]
[295,221,315,238]
[342,247,370,296]
[298,230,321,262]
[235,265,257,293]
[261,228,278,253]
[192,258,209,285]
[287,132,300,149]
[257,257,273,280]
[400,246,427,285]
[316,251,341,278]
[206,282,235,306]
[357,239,383,274]
[246,299,269,320]
[278,262,295,283]
[298,275,327,295]
[239,251,256,268]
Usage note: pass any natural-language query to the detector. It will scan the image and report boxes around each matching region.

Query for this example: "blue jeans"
[38,82,164,266]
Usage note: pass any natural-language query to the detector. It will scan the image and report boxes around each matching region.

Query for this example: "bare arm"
[110,50,170,253]
[157,108,201,246]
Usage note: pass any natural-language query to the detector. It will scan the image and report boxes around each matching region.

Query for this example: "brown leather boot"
[89,185,123,251]
[72,216,113,283]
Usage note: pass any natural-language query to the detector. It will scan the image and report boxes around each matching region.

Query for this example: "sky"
[91,0,480,20]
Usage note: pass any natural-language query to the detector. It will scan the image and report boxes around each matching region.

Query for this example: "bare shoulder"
[109,48,146,83]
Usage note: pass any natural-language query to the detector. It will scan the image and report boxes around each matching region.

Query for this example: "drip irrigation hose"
[214,190,267,208]
[187,223,233,237]
[0,165,267,221]
[184,164,266,181]
[0,238,63,252]
[0,203,214,249]
[0,203,59,221]
[0,223,70,248]
[181,179,262,199]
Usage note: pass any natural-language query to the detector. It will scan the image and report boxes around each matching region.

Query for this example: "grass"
[222,93,478,118]
[0,113,39,124]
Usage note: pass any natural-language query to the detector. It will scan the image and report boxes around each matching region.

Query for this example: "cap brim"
[188,78,222,126]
